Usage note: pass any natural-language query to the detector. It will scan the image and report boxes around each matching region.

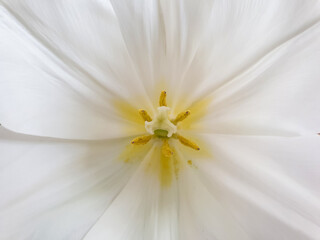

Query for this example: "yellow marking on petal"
[172,110,190,125]
[131,135,152,145]
[162,139,173,158]
[119,142,152,164]
[173,150,180,178]
[159,91,167,107]
[160,147,173,187]
[187,160,193,165]
[113,99,146,135]
[176,134,200,150]
[139,109,152,122]
[173,96,212,131]
[143,141,183,187]
[144,144,174,187]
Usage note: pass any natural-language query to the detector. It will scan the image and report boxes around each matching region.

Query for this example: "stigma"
[145,106,177,137]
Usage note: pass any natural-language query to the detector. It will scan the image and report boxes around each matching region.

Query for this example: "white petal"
[84,146,179,240]
[109,0,166,96]
[196,134,320,239]
[199,21,320,136]
[109,0,217,105]
[158,0,320,108]
[0,1,151,139]
[177,164,250,240]
[0,127,136,239]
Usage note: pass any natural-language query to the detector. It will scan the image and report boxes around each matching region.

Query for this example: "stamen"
[139,109,152,122]
[172,110,190,125]
[159,91,167,107]
[175,134,200,150]
[131,135,152,145]
[162,139,173,158]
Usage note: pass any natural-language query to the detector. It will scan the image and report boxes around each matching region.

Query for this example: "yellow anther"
[131,135,152,145]
[162,139,173,158]
[159,91,167,107]
[172,110,190,125]
[176,134,200,150]
[139,109,152,122]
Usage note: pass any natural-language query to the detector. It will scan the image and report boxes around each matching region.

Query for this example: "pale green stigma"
[154,129,169,138]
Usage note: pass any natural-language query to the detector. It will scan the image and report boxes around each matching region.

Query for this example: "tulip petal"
[177,163,250,240]
[0,1,151,140]
[196,134,320,240]
[84,146,180,240]
[198,21,320,136]
[0,127,136,239]
[172,0,320,107]
[110,0,320,116]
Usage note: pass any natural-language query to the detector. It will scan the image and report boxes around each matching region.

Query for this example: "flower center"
[125,91,203,186]
[130,91,200,152]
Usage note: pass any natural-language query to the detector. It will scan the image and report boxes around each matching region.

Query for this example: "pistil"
[131,91,200,153]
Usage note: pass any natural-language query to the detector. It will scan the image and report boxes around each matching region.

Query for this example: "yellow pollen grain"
[176,134,200,151]
[159,91,167,107]
[131,135,152,145]
[138,109,152,122]
[172,110,191,125]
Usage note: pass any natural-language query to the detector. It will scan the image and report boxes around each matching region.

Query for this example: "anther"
[139,109,152,122]
[162,139,173,158]
[159,91,167,107]
[175,134,200,150]
[131,135,152,145]
[172,110,190,125]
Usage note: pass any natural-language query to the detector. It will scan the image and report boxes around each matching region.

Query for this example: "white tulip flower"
[1,0,320,239]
